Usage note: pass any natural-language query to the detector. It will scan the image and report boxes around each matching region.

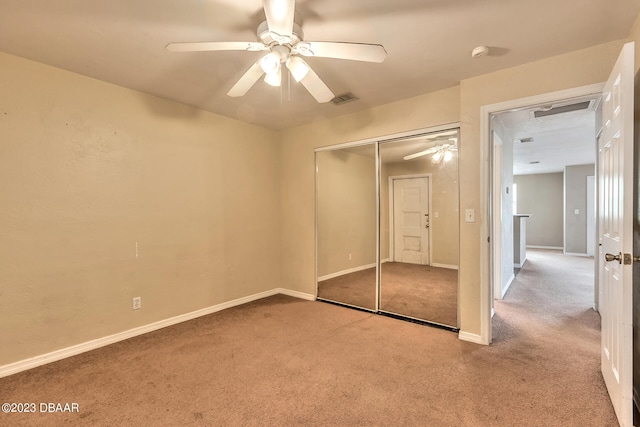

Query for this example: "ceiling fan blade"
[263,0,295,37]
[299,42,387,63]
[166,41,267,52]
[299,67,334,103]
[403,147,440,161]
[227,60,265,97]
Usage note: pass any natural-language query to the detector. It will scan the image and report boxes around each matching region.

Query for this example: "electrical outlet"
[348,253,352,260]
[132,297,141,310]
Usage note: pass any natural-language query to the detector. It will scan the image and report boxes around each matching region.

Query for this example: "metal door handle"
[605,252,622,264]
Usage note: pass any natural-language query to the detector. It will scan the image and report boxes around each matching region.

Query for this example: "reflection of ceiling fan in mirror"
[403,131,459,162]
[165,0,387,103]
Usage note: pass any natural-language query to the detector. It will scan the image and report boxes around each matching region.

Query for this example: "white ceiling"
[0,0,638,130]
[496,100,598,176]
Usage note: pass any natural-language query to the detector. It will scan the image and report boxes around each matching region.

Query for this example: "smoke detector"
[471,46,490,58]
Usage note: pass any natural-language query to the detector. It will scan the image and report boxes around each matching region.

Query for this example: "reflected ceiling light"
[286,56,310,82]
[404,141,457,162]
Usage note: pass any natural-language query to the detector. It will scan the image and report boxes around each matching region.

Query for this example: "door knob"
[605,252,622,263]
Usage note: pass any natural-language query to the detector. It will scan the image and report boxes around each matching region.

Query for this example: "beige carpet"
[318,262,458,326]
[381,262,457,326]
[317,266,377,310]
[0,250,617,426]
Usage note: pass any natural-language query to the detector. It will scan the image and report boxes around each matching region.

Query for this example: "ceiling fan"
[165,0,387,103]
[403,131,458,162]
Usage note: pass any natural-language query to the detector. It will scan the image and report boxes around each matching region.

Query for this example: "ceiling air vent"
[533,101,592,118]
[518,137,534,143]
[331,92,359,106]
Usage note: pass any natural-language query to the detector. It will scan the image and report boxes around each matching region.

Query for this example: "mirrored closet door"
[379,130,459,327]
[316,127,460,329]
[316,144,378,311]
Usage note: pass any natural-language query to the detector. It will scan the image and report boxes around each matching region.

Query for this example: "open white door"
[599,41,634,427]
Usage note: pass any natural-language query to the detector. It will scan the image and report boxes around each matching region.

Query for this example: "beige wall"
[0,52,281,365]
[514,173,564,248]
[564,164,595,254]
[629,11,640,73]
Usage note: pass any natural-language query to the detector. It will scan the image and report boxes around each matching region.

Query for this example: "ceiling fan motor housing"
[257,21,304,47]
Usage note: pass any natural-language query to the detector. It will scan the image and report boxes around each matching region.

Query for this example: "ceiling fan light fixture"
[167,0,386,103]
[260,52,281,75]
[264,68,281,87]
[286,56,310,82]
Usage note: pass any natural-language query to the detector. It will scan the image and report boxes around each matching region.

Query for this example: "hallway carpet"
[0,250,617,426]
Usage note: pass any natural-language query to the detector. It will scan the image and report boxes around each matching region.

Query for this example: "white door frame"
[586,175,596,257]
[491,131,503,306]
[479,82,605,345]
[388,173,433,265]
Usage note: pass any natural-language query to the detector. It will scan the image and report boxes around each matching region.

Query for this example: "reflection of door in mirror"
[316,145,377,311]
[393,177,430,264]
[379,129,460,327]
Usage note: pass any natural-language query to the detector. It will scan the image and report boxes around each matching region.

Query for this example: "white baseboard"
[526,245,563,251]
[501,274,515,299]
[458,331,487,345]
[513,260,525,268]
[0,288,314,379]
[318,263,376,282]
[563,252,590,257]
[431,263,459,270]
[277,288,315,301]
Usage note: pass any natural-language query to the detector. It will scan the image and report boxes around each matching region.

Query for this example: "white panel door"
[599,42,633,427]
[393,177,429,264]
